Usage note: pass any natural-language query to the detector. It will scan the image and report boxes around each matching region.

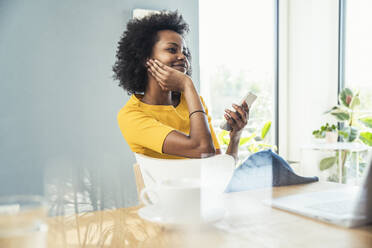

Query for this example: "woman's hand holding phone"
[220,92,256,134]
[224,102,250,137]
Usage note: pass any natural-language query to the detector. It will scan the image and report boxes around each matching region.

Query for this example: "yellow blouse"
[117,93,220,159]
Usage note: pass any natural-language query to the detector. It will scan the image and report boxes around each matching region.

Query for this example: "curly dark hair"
[113,11,192,94]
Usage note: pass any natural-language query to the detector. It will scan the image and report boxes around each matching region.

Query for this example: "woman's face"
[150,30,190,74]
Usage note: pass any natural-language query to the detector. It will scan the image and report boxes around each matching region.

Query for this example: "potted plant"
[312,123,338,143]
[312,88,372,183]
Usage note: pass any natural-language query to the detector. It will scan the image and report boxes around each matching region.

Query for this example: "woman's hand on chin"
[146,59,192,92]
[224,101,249,139]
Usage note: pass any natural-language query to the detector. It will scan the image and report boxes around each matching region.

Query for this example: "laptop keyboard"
[307,201,356,215]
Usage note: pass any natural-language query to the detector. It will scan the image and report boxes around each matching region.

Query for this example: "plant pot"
[325,131,338,144]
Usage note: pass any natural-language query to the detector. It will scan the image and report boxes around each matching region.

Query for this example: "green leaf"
[328,107,350,121]
[349,127,358,142]
[331,112,350,121]
[360,132,372,146]
[261,121,272,139]
[319,156,337,171]
[324,106,339,114]
[359,117,372,128]
[257,143,274,149]
[239,133,255,146]
[248,143,259,153]
[339,88,353,107]
[349,93,360,110]
[239,137,250,146]
[338,130,348,139]
[339,126,358,142]
[218,130,230,145]
[313,130,325,139]
[325,123,337,131]
[239,137,251,146]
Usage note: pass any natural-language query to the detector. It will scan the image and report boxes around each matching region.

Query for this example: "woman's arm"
[147,59,215,158]
[224,102,249,162]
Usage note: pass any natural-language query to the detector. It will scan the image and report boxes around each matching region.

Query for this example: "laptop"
[270,153,372,228]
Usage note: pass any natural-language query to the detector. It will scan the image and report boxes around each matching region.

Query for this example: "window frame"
[338,0,346,97]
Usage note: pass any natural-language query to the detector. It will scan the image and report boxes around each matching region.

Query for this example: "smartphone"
[219,92,257,131]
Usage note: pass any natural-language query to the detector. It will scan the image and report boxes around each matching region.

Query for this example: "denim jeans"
[225,150,318,193]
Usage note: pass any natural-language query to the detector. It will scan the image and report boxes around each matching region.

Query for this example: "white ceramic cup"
[140,178,201,222]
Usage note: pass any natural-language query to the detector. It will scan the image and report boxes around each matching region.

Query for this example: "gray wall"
[0,0,199,208]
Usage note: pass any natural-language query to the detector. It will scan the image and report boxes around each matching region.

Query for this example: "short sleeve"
[199,96,221,150]
[118,109,175,154]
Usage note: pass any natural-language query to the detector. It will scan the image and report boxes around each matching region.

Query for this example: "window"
[199,0,277,158]
[343,0,372,113]
[338,0,372,181]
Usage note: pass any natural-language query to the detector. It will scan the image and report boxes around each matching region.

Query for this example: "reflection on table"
[47,182,372,248]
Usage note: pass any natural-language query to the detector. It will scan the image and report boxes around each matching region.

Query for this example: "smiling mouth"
[172,64,187,71]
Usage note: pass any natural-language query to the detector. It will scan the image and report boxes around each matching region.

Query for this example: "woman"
[113,11,249,160]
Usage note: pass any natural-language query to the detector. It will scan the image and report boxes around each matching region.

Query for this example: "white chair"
[132,163,145,202]
[134,153,235,194]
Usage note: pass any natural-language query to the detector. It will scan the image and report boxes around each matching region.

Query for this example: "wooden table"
[47,182,372,247]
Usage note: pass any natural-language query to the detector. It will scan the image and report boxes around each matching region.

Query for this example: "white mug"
[140,178,201,222]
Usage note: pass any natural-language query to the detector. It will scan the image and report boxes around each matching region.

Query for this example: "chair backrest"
[134,153,235,193]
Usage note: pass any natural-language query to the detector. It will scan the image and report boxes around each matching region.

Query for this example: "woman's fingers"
[150,60,167,75]
[241,101,249,113]
[147,66,160,80]
[147,66,170,91]
[146,58,188,92]
[224,113,234,127]
[232,104,247,124]
[147,68,167,89]
[147,59,169,77]
[147,63,167,81]
[225,109,245,129]
[152,59,169,73]
[157,79,169,91]
[157,80,169,91]
[224,102,250,133]
[240,101,249,118]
